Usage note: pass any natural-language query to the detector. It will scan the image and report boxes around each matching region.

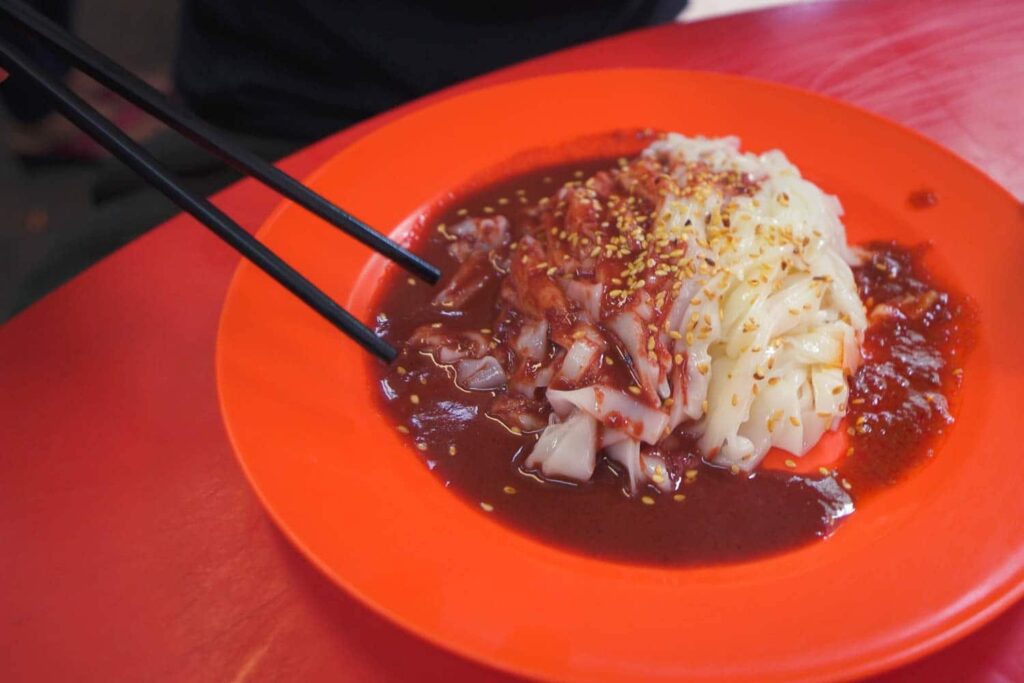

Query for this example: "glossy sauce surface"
[371,160,972,566]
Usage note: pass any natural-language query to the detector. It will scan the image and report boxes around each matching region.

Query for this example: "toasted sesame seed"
[841,479,853,491]
[410,394,420,405]
[397,425,410,434]
[952,368,964,377]
[396,366,407,375]
[673,493,686,502]
[730,464,740,475]
[818,466,830,476]
[731,394,739,407]
[627,385,642,395]
[652,473,665,484]
[789,416,801,426]
[449,445,457,456]
[503,485,517,495]
[701,399,709,413]
[641,495,655,505]
[407,277,416,286]
[416,442,427,451]
[685,469,699,480]
[784,458,797,469]
[509,426,523,435]
[480,502,494,512]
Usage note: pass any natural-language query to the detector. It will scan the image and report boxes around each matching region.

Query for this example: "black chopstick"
[0,0,440,286]
[0,34,398,362]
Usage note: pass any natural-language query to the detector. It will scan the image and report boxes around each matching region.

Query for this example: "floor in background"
[0,0,809,317]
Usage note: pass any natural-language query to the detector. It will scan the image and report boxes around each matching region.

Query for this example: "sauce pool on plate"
[371,156,973,566]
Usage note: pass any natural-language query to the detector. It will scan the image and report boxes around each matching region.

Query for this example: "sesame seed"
[480,502,494,512]
[397,425,410,434]
[509,426,523,435]
[818,467,830,476]
[952,368,964,377]
[730,464,740,475]
[789,416,801,426]
[407,277,416,286]
[652,473,665,484]
[410,394,420,405]
[503,485,517,495]
[416,442,427,451]
[627,385,642,395]
[731,394,739,407]
[685,469,699,480]
[641,496,655,505]
[784,458,797,469]
[841,479,853,491]
[673,493,686,502]
[396,366,407,375]
[449,445,457,456]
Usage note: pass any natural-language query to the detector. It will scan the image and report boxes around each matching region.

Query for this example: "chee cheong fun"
[407,134,867,494]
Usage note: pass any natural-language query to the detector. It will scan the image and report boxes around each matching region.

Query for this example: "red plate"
[216,70,1024,682]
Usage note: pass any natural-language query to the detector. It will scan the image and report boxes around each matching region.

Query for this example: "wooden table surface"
[3,0,1023,680]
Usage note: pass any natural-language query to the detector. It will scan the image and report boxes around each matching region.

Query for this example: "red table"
[3,0,1023,680]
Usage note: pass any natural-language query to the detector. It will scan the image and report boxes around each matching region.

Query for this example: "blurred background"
[0,0,811,320]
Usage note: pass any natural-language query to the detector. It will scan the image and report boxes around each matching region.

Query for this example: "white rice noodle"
[513,319,549,362]
[455,356,506,391]
[525,410,598,481]
[547,386,668,445]
[564,280,603,323]
[608,310,670,401]
[556,325,605,384]
[605,435,672,494]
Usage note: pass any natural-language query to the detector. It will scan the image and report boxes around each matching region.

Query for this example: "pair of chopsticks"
[0,0,440,362]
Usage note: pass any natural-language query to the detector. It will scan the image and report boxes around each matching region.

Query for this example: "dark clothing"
[175,0,687,143]
[0,0,72,122]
